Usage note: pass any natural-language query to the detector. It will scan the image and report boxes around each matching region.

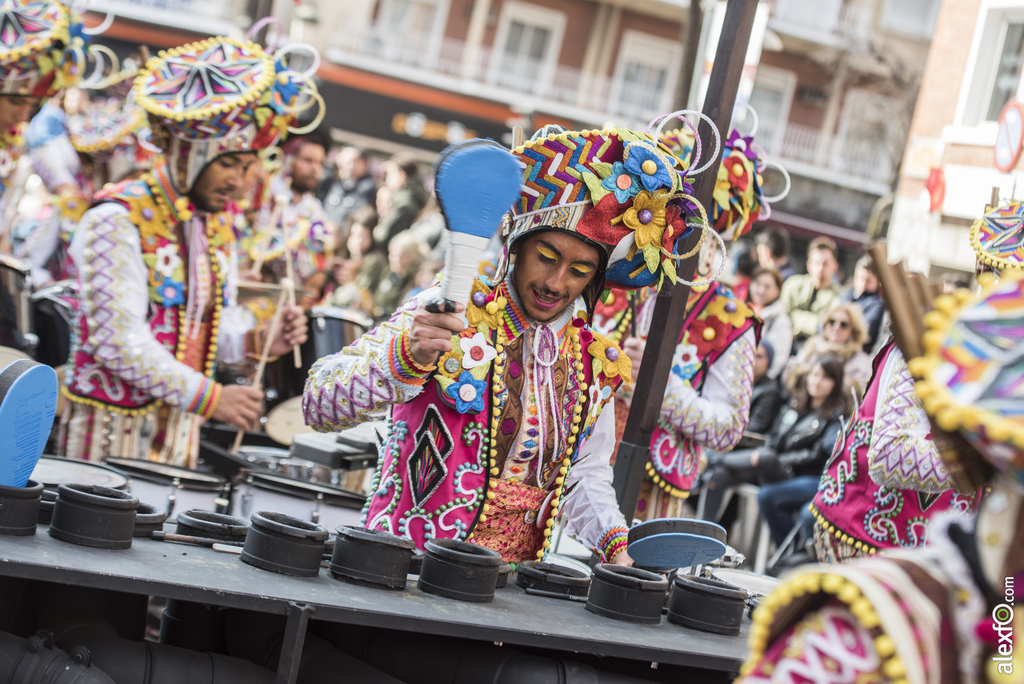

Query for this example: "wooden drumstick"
[232,285,290,454]
[284,246,301,368]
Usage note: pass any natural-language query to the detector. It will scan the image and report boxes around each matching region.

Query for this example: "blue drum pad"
[627,518,728,569]
[0,360,58,487]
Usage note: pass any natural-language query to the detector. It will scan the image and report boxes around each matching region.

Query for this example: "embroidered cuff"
[389,332,435,386]
[595,526,630,563]
[187,377,222,419]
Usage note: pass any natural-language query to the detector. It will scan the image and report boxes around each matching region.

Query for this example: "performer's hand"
[622,337,645,373]
[612,550,634,567]
[267,305,308,357]
[750,450,760,467]
[212,384,264,429]
[239,270,263,283]
[408,302,466,367]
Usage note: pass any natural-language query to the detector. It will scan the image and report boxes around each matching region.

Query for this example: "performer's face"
[512,232,600,323]
[0,95,38,132]
[291,142,326,194]
[191,153,257,213]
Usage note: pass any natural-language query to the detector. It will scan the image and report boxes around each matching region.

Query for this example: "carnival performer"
[58,35,314,467]
[0,1,100,238]
[21,66,156,284]
[602,123,768,520]
[737,271,1022,684]
[241,131,333,297]
[304,126,710,564]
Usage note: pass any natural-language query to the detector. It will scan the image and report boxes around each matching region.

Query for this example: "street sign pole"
[613,0,761,520]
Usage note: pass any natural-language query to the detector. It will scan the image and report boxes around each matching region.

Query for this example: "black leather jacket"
[747,375,785,436]
[766,407,843,478]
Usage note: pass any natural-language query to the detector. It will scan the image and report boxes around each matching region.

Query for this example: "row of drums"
[31,454,368,532]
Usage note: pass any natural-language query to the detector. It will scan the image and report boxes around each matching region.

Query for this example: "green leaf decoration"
[583,171,611,204]
[663,258,677,284]
[590,161,614,178]
[600,288,615,304]
[617,129,643,144]
[643,243,660,273]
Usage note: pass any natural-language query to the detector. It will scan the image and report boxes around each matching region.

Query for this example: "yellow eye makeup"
[537,245,558,261]
[570,263,594,276]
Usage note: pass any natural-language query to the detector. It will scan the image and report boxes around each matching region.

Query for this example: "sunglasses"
[825,318,850,330]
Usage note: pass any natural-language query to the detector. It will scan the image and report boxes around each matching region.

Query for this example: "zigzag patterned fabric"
[970,200,1024,272]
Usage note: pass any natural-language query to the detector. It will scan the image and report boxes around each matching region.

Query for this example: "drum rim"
[103,457,225,490]
[239,469,363,507]
[33,456,130,491]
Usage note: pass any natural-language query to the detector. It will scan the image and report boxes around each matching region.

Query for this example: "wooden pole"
[284,247,301,368]
[612,0,760,520]
[232,286,290,454]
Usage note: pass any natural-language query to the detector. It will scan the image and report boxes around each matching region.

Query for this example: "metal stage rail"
[0,528,749,682]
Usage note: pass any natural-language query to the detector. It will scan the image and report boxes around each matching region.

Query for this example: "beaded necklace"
[479,301,590,560]
[144,167,223,381]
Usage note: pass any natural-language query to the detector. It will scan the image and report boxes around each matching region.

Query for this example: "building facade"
[887,0,1023,275]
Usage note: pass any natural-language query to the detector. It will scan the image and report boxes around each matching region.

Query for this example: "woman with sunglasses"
[783,302,871,398]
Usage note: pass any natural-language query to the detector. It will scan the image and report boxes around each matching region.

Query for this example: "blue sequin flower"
[158,280,185,307]
[600,162,642,203]
[446,371,487,414]
[624,143,675,192]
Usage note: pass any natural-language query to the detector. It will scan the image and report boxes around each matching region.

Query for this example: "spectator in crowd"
[784,302,871,397]
[747,340,786,436]
[839,254,884,351]
[755,227,795,280]
[756,358,846,547]
[701,357,846,532]
[373,154,428,248]
[731,242,758,302]
[780,236,841,345]
[747,266,791,379]
[373,230,428,319]
[317,145,378,230]
[332,206,387,315]
[405,257,445,302]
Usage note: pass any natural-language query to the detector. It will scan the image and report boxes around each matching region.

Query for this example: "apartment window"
[957,8,1024,128]
[373,0,450,65]
[836,88,899,180]
[746,67,796,155]
[490,2,565,95]
[881,0,940,38]
[986,22,1024,121]
[610,31,682,121]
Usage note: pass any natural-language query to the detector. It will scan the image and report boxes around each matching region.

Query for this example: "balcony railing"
[758,119,895,185]
[769,0,872,44]
[330,24,672,124]
[94,0,239,32]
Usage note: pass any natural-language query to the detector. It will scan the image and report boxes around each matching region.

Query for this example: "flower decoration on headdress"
[623,141,678,192]
[507,125,710,293]
[134,35,323,192]
[600,161,642,204]
[664,121,788,243]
